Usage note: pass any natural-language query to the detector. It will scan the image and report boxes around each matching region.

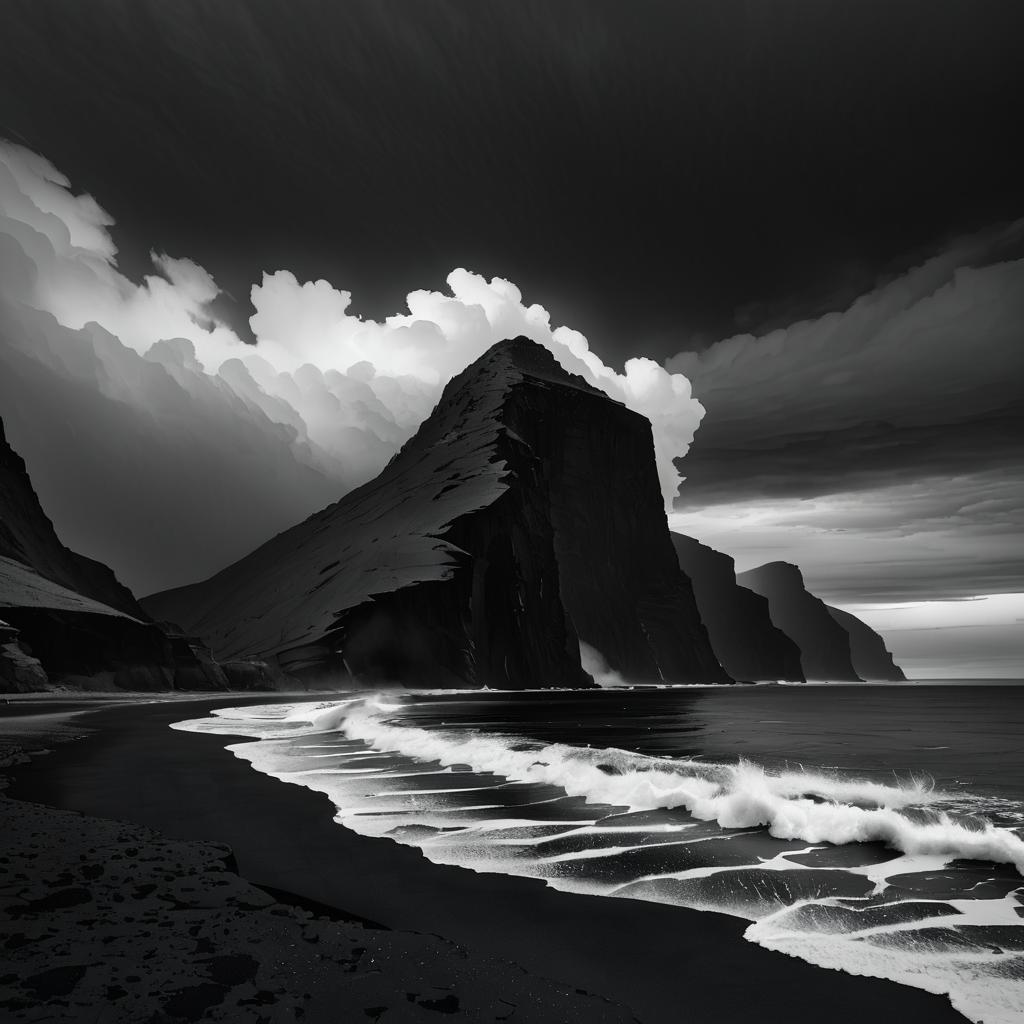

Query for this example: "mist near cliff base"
[579,642,626,688]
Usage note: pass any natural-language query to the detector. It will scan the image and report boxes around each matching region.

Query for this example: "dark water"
[176,682,1024,1023]
[388,683,1024,806]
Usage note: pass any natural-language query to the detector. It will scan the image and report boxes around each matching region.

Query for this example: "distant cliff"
[670,534,804,682]
[736,562,862,681]
[145,338,728,688]
[827,605,906,681]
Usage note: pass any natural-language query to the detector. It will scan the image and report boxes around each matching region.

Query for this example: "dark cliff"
[144,337,729,688]
[736,561,861,681]
[0,416,275,692]
[0,416,143,618]
[670,534,804,682]
[827,605,906,681]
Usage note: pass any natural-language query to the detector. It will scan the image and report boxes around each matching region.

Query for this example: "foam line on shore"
[177,696,1024,874]
[172,696,1024,1024]
[329,697,1024,875]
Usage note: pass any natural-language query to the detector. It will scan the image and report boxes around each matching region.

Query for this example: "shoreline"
[0,694,637,1023]
[5,694,966,1023]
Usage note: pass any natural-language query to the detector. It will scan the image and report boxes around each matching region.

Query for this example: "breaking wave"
[173,693,1024,1023]
[335,698,1024,872]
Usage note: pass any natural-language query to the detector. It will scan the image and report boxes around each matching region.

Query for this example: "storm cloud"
[3,1,1022,360]
[671,471,1023,603]
[670,224,1024,506]
[668,227,1024,612]
[0,140,703,595]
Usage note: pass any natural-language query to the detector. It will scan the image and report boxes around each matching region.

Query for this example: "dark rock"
[165,633,229,691]
[736,562,861,681]
[0,554,177,692]
[22,964,88,998]
[144,338,729,688]
[0,415,269,692]
[220,660,286,691]
[670,534,804,682]
[827,605,906,681]
[0,416,143,617]
[0,618,48,692]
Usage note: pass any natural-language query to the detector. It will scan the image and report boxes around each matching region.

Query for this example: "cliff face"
[0,416,274,693]
[736,562,862,681]
[670,534,804,682]
[0,552,244,694]
[145,338,728,688]
[0,417,143,618]
[827,605,907,681]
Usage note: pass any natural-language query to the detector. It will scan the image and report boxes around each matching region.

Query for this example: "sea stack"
[145,337,729,689]
[736,561,861,681]
[670,534,805,682]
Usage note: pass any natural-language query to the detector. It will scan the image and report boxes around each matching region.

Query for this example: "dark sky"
[3,0,1023,362]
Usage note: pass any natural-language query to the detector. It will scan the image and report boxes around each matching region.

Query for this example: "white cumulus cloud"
[0,139,703,593]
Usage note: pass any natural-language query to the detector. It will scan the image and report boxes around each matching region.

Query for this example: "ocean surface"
[174,682,1024,1023]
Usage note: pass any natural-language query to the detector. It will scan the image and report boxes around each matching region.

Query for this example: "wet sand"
[6,694,965,1023]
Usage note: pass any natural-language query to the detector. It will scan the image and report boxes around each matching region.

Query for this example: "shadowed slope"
[0,416,265,692]
[0,415,142,618]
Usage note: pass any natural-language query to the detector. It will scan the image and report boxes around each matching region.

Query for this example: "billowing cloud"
[250,266,704,502]
[0,139,702,594]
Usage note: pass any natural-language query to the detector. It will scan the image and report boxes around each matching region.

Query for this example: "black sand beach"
[3,695,965,1023]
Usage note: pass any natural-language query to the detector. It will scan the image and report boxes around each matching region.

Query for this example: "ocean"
[174,682,1024,1023]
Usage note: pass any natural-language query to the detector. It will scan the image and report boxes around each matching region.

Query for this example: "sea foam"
[331,697,1024,874]
[173,695,1024,1024]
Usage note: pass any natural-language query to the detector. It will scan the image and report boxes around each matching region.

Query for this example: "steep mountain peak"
[146,336,726,688]
[445,336,599,391]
